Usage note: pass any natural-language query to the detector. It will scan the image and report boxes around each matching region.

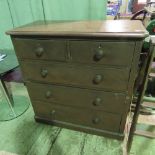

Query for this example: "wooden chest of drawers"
[7,20,148,139]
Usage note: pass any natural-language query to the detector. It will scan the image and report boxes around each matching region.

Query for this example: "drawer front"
[26,82,126,114]
[12,38,67,61]
[33,101,121,132]
[21,61,130,91]
[69,41,135,66]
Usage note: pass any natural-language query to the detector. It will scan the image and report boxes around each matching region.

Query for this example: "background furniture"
[0,50,29,121]
[107,0,122,19]
[132,0,149,13]
[130,3,155,139]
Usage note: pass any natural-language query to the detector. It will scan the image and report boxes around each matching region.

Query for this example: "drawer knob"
[45,91,52,98]
[92,117,100,124]
[93,74,103,84]
[93,98,102,106]
[51,110,56,115]
[41,69,48,78]
[35,47,44,57]
[94,49,104,61]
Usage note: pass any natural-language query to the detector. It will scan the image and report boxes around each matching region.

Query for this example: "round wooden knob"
[51,110,56,115]
[93,74,103,84]
[45,91,52,98]
[41,69,48,78]
[93,98,102,106]
[94,49,104,61]
[92,117,100,124]
[35,47,44,57]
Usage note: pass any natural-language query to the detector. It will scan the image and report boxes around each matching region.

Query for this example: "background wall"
[0,0,107,50]
[120,0,129,13]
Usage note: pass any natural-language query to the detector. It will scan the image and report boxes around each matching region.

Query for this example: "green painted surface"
[43,0,106,21]
[0,82,29,121]
[7,0,44,27]
[0,0,107,50]
[0,82,155,155]
[0,0,14,49]
[131,124,155,155]
[144,96,155,102]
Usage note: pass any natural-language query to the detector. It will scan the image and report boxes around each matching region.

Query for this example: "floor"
[0,82,155,155]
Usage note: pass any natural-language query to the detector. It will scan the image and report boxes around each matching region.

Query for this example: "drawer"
[26,82,126,114]
[21,61,130,91]
[69,41,135,66]
[12,38,67,61]
[33,101,122,132]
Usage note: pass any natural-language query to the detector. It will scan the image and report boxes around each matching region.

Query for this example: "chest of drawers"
[7,20,148,139]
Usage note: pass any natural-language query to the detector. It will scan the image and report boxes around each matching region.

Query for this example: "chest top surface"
[7,20,148,39]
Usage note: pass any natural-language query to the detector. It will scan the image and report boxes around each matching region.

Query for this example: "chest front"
[7,20,148,139]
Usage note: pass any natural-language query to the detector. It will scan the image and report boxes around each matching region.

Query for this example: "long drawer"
[21,61,130,91]
[12,38,67,61]
[69,41,135,66]
[33,101,122,132]
[26,82,127,114]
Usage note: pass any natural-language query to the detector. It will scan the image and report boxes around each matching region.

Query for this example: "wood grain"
[20,60,130,91]
[26,82,126,114]
[33,101,122,132]
[7,20,148,38]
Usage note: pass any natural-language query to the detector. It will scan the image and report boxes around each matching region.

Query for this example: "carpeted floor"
[0,82,155,155]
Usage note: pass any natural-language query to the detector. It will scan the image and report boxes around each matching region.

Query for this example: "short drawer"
[21,61,130,91]
[69,41,135,66]
[12,38,67,61]
[33,101,122,132]
[26,82,127,114]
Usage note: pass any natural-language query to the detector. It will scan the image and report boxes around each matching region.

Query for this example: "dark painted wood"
[35,116,124,140]
[69,40,135,66]
[7,20,148,152]
[119,41,143,133]
[12,38,136,67]
[33,101,122,133]
[20,61,130,91]
[26,82,126,114]
[6,20,148,38]
[12,38,67,61]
